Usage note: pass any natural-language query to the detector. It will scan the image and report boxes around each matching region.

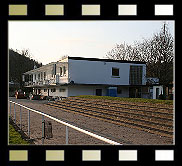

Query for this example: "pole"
[20,106,22,130]
[66,126,68,144]
[9,102,11,116]
[42,115,45,144]
[28,110,30,138]
[14,103,16,122]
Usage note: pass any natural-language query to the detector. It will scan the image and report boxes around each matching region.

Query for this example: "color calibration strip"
[8,150,174,161]
[8,4,174,16]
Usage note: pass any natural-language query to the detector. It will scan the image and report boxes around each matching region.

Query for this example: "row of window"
[34,72,46,80]
[52,64,67,77]
[43,88,66,92]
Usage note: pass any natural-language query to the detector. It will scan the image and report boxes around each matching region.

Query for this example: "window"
[129,66,143,85]
[59,88,65,92]
[63,66,66,75]
[43,72,46,80]
[41,72,43,80]
[60,67,63,76]
[96,89,102,96]
[38,73,40,80]
[51,88,56,92]
[112,68,119,77]
[44,89,47,92]
[52,64,56,76]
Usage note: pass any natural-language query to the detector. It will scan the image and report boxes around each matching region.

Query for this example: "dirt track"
[8,97,174,145]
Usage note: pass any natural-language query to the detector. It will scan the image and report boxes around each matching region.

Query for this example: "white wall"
[117,87,129,98]
[68,85,107,97]
[39,86,68,97]
[68,59,146,86]
[153,85,163,99]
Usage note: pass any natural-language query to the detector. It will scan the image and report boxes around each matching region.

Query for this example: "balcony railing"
[24,77,68,86]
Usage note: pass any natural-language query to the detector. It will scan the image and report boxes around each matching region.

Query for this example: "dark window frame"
[112,67,120,77]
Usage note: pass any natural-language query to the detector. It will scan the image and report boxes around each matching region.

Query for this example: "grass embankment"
[76,95,173,105]
[9,124,29,145]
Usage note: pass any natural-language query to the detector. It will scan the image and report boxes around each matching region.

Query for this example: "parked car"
[40,95,47,100]
[29,94,41,100]
[15,90,26,99]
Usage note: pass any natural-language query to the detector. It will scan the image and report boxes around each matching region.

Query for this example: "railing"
[24,77,68,86]
[9,100,121,145]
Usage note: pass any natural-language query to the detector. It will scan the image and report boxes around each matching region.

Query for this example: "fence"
[9,100,121,145]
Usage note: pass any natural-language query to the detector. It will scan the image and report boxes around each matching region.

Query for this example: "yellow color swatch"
[9,5,27,16]
[82,150,101,161]
[118,5,137,15]
[45,5,64,15]
[46,150,64,161]
[119,150,137,161]
[9,150,28,161]
[82,5,100,15]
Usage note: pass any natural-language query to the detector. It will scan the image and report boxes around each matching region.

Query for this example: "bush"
[159,94,165,100]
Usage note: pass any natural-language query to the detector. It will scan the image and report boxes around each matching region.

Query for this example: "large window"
[38,73,40,80]
[59,88,65,92]
[52,64,56,77]
[112,68,119,77]
[60,67,63,76]
[63,66,66,75]
[51,88,56,92]
[43,72,46,80]
[129,66,143,85]
[40,72,43,80]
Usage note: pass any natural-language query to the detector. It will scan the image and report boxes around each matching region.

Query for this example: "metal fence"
[9,100,121,145]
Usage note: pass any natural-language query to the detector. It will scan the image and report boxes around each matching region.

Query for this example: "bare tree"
[106,22,174,87]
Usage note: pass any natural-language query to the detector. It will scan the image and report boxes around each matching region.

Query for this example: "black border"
[0,0,179,166]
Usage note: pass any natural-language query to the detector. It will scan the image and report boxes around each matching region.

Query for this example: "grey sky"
[9,21,174,65]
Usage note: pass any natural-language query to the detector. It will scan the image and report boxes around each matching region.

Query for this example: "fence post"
[14,103,16,122]
[42,115,45,144]
[28,110,30,138]
[9,102,11,116]
[20,106,22,130]
[66,126,68,144]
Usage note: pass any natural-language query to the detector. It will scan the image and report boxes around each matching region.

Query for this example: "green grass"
[9,124,29,145]
[75,95,173,105]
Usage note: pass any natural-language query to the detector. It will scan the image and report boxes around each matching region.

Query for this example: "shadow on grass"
[9,117,35,145]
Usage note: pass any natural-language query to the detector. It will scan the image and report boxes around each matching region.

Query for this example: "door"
[129,87,141,98]
[96,89,102,96]
[156,88,159,99]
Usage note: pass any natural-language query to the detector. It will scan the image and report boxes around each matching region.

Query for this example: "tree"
[106,22,174,88]
[9,49,42,88]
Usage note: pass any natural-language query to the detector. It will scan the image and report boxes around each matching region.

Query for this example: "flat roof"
[68,56,146,64]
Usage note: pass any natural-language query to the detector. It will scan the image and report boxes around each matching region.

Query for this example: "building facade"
[23,56,147,98]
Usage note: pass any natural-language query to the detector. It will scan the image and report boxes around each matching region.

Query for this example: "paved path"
[9,97,173,145]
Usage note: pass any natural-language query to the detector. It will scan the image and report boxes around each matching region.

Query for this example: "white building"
[23,56,147,98]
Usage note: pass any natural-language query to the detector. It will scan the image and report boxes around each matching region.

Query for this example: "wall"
[68,59,146,86]
[117,86,129,98]
[39,86,68,97]
[68,85,107,97]
[152,85,163,99]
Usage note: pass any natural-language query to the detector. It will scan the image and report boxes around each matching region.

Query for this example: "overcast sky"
[9,21,174,65]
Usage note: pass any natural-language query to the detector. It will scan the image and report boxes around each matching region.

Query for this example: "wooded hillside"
[9,49,42,88]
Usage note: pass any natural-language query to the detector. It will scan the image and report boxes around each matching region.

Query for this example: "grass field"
[9,124,29,145]
[76,95,173,105]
